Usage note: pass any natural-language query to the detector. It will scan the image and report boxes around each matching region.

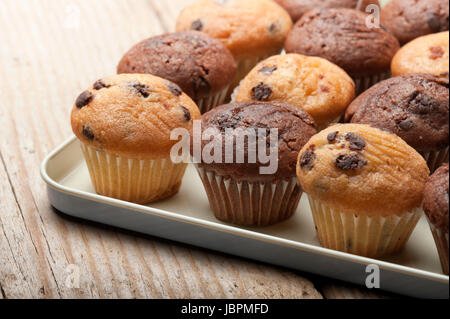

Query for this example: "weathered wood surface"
[0,0,389,299]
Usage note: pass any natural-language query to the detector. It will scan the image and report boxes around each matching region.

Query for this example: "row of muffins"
[70,0,449,274]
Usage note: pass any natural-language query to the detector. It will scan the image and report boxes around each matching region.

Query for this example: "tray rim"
[41,136,450,285]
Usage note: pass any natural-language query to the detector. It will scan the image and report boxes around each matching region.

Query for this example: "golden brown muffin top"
[175,0,293,60]
[71,74,201,159]
[423,163,449,233]
[297,124,430,216]
[391,31,449,77]
[234,54,355,129]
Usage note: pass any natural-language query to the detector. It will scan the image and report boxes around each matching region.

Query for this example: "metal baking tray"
[41,136,449,298]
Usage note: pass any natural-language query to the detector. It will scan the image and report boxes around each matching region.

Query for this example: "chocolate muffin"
[382,0,449,45]
[423,163,449,275]
[274,0,379,22]
[345,73,449,172]
[285,8,400,94]
[117,31,236,113]
[192,102,317,226]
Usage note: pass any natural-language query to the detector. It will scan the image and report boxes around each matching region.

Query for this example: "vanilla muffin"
[275,0,379,22]
[285,8,400,94]
[391,32,449,77]
[345,73,449,172]
[117,31,236,113]
[175,0,293,93]
[192,102,317,226]
[423,164,449,275]
[382,0,449,45]
[234,54,355,129]
[71,74,201,204]
[297,124,430,258]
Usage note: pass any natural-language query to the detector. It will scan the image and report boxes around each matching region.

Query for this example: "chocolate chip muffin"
[382,0,449,45]
[233,53,355,129]
[71,74,201,204]
[117,31,236,113]
[285,8,400,94]
[297,124,429,257]
[345,73,449,172]
[176,0,293,95]
[274,0,379,22]
[423,163,449,275]
[192,102,317,226]
[391,31,449,78]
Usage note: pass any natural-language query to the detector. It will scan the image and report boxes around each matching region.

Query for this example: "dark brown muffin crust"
[275,0,379,22]
[191,102,317,182]
[345,74,449,152]
[423,164,449,233]
[117,31,236,100]
[382,0,449,45]
[284,8,400,77]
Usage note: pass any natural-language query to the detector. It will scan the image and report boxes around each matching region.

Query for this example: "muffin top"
[274,0,379,22]
[191,102,317,182]
[391,31,449,77]
[345,73,449,152]
[382,0,449,45]
[297,124,430,216]
[71,74,201,158]
[117,31,236,100]
[285,8,400,77]
[234,54,355,129]
[423,163,449,233]
[175,0,293,60]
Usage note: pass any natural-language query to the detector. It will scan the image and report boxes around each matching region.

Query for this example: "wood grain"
[0,0,386,299]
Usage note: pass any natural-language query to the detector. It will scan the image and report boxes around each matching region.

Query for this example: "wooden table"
[0,0,391,299]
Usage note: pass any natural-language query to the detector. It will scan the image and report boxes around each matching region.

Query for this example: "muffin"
[423,164,449,275]
[391,31,449,77]
[382,0,449,45]
[191,102,317,226]
[117,31,236,114]
[274,0,379,22]
[233,54,355,129]
[345,73,449,172]
[71,74,201,204]
[285,8,400,95]
[297,124,430,258]
[175,0,293,94]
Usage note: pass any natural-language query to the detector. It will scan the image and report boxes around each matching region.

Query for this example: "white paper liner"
[421,147,449,173]
[353,70,391,96]
[308,196,422,258]
[195,85,230,114]
[80,144,187,204]
[427,220,449,275]
[196,166,303,226]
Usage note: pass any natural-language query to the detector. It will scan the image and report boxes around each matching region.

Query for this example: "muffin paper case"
[195,85,230,114]
[421,147,449,173]
[196,166,303,227]
[352,70,391,96]
[81,144,187,204]
[427,220,449,275]
[308,197,423,258]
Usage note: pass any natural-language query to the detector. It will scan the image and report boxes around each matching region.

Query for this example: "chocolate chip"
[167,82,182,96]
[335,154,367,171]
[427,13,441,32]
[193,76,211,95]
[251,83,272,101]
[345,133,366,151]
[180,106,191,122]
[259,65,277,75]
[327,131,339,143]
[191,19,203,31]
[300,148,316,170]
[82,125,94,141]
[93,80,109,90]
[397,118,414,131]
[269,23,277,33]
[429,46,444,60]
[131,83,150,98]
[320,86,330,92]
[75,91,93,109]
